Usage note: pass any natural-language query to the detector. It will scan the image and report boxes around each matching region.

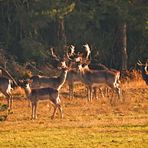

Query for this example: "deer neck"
[24,84,32,96]
[57,69,68,90]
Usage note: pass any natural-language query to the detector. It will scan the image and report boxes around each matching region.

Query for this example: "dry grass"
[0,71,148,147]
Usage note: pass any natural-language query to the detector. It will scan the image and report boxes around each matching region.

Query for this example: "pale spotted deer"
[29,61,68,90]
[20,79,63,119]
[78,64,121,102]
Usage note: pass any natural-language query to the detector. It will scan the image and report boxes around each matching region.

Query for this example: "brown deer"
[20,60,70,119]
[0,66,18,113]
[0,77,13,112]
[29,61,68,90]
[20,79,63,119]
[78,64,121,102]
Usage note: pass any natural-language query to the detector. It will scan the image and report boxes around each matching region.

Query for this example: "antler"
[137,60,143,66]
[50,48,60,61]
[66,45,76,60]
[83,44,91,60]
[69,45,75,56]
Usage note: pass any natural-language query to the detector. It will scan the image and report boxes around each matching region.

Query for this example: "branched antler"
[50,48,60,61]
[83,44,91,60]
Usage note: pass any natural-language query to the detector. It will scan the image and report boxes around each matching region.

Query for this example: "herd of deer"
[0,44,148,120]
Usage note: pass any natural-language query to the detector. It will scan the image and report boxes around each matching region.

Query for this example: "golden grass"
[0,71,148,147]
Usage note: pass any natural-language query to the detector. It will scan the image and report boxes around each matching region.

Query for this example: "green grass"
[0,124,147,148]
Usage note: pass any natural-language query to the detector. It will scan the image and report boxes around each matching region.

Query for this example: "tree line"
[0,0,148,74]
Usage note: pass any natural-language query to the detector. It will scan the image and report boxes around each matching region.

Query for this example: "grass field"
[0,77,148,147]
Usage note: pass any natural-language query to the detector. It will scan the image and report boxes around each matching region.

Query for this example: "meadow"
[0,74,148,148]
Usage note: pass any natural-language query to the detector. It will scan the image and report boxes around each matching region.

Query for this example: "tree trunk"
[120,23,128,70]
[57,18,67,49]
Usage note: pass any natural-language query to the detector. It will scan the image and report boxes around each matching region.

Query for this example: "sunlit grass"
[0,71,148,147]
[0,124,147,147]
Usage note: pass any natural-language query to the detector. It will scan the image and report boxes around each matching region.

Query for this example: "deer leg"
[71,84,74,100]
[31,101,37,119]
[69,84,74,100]
[86,87,89,101]
[115,86,122,102]
[71,84,74,99]
[57,104,63,118]
[31,102,34,119]
[34,102,37,119]
[93,87,98,100]
[89,86,93,102]
[10,95,13,111]
[69,84,71,100]
[27,98,31,107]
[86,86,90,101]
[4,93,12,114]
[51,106,57,119]
[7,97,11,113]
[99,87,105,98]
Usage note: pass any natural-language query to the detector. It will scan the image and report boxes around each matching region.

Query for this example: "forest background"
[0,0,148,78]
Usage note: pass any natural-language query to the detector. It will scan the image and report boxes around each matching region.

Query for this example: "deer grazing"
[137,60,148,85]
[78,63,121,102]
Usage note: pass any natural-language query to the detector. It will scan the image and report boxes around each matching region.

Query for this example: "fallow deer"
[29,61,68,90]
[78,64,121,102]
[20,79,63,119]
[0,67,18,112]
[79,43,121,99]
[0,77,13,112]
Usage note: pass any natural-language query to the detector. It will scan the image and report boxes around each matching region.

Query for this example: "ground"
[0,78,148,147]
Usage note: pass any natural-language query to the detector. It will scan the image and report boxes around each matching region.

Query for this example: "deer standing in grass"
[0,67,18,113]
[0,77,13,112]
[20,61,69,119]
[78,64,121,102]
[21,79,63,119]
[80,44,121,100]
